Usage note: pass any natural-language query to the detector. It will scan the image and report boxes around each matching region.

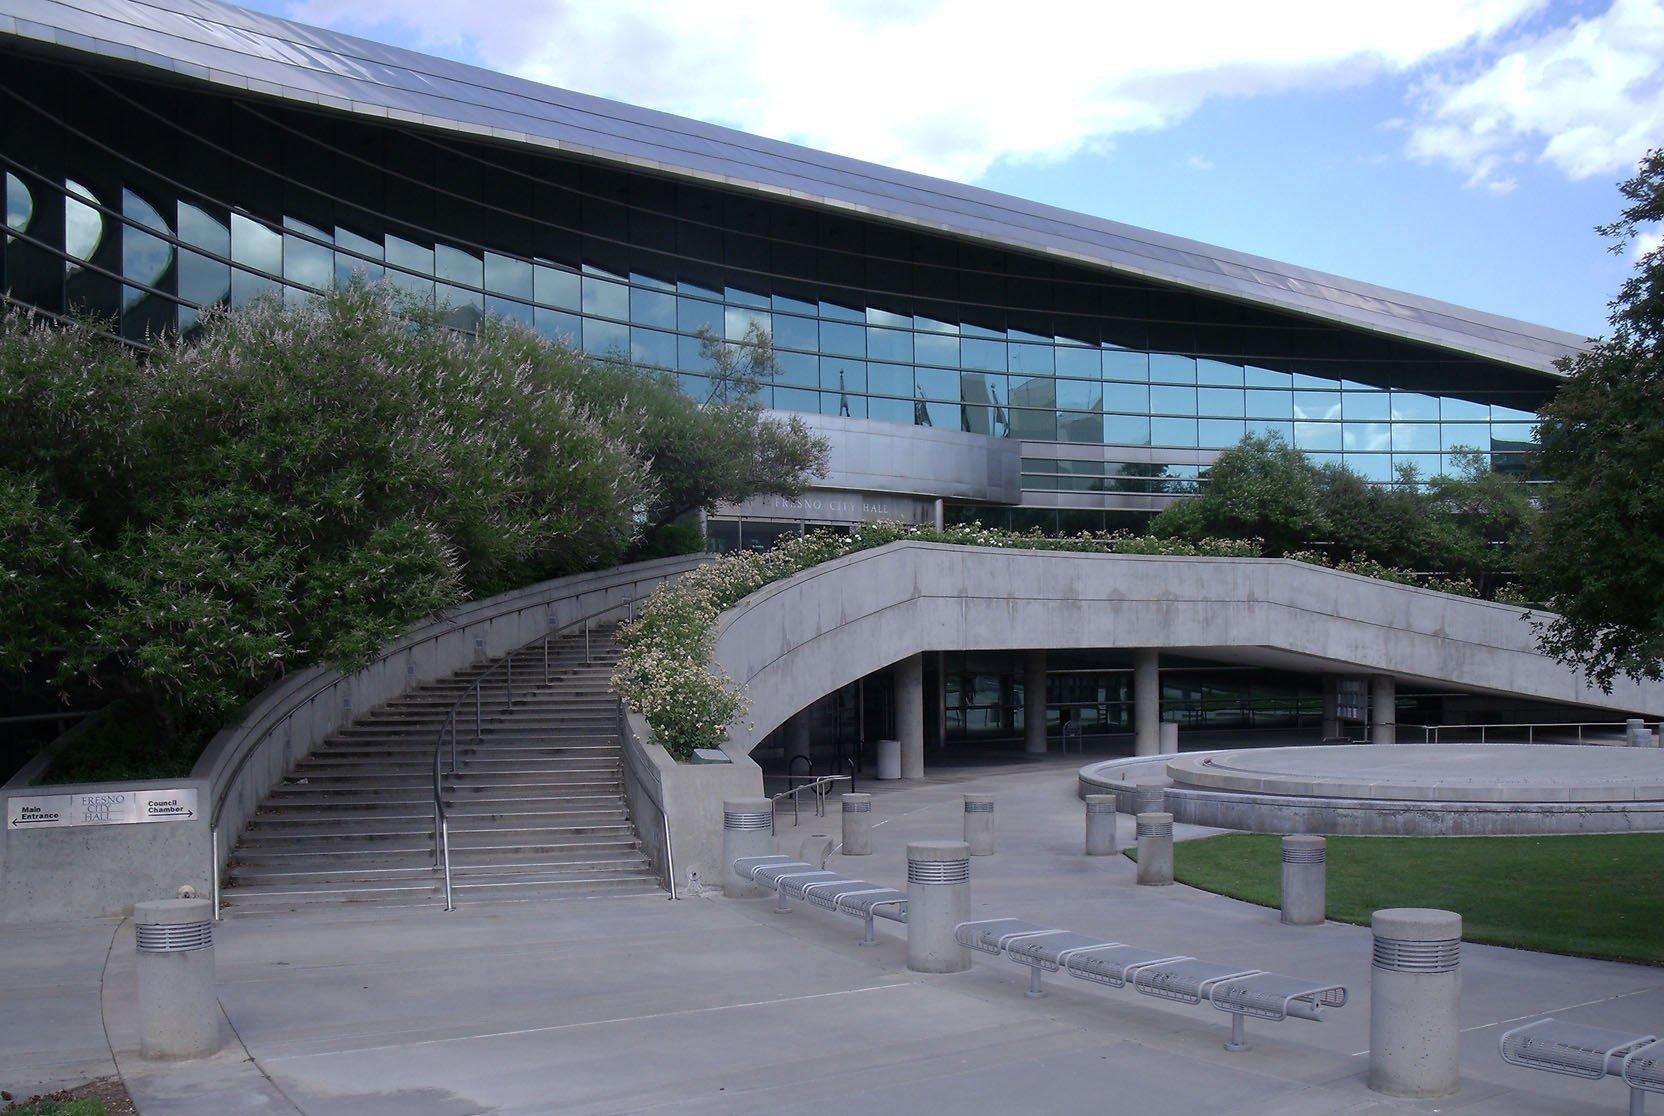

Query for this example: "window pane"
[1010,343,1053,373]
[1294,422,1341,451]
[1245,388,1292,418]
[1393,423,1439,452]
[916,331,959,367]
[630,327,676,368]
[335,226,383,286]
[63,180,104,274]
[1058,410,1102,443]
[1103,382,1149,413]
[677,296,722,335]
[1009,407,1056,440]
[1293,391,1341,420]
[1056,378,1101,410]
[1245,365,1291,387]
[535,263,579,310]
[4,173,30,235]
[281,217,331,306]
[724,305,770,341]
[774,351,818,388]
[1151,385,1197,414]
[435,244,482,329]
[1106,414,1150,445]
[1198,387,1244,417]
[1347,454,1393,482]
[583,315,628,357]
[1343,392,1390,420]
[1391,392,1439,421]
[1010,375,1054,410]
[232,213,283,306]
[121,188,173,306]
[773,313,817,352]
[536,307,581,345]
[1056,346,1101,377]
[1441,423,1492,451]
[1247,419,1293,442]
[1104,349,1148,381]
[1150,354,1196,383]
[582,275,628,320]
[961,338,1007,371]
[1441,397,1489,421]
[176,202,229,329]
[819,355,864,392]
[1151,416,1198,447]
[1344,422,1392,452]
[868,362,912,398]
[1199,418,1247,448]
[867,326,912,362]
[630,286,676,329]
[1197,359,1242,385]
[820,320,865,357]
[916,366,958,401]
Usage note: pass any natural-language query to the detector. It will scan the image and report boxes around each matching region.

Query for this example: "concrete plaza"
[5,755,1662,1114]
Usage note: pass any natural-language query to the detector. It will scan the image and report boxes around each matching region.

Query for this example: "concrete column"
[1084,795,1118,855]
[1132,777,1169,816]
[1368,908,1462,1098]
[841,792,873,855]
[1371,675,1396,746]
[1023,649,1048,754]
[1134,649,1160,756]
[1627,718,1651,748]
[1158,721,1179,755]
[1280,835,1326,926]
[1135,812,1174,886]
[906,841,971,973]
[721,798,775,898]
[963,794,995,855]
[135,898,221,1059]
[784,709,812,773]
[896,654,925,779]
[1322,676,1341,740]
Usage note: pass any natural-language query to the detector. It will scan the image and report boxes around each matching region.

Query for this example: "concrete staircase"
[221,626,662,913]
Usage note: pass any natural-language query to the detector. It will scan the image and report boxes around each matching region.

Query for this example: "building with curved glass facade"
[1,0,1584,543]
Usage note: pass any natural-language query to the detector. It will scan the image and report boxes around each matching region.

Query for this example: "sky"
[243,0,1664,338]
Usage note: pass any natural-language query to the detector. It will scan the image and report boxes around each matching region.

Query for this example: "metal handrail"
[431,603,634,911]
[770,774,851,832]
[1400,720,1660,745]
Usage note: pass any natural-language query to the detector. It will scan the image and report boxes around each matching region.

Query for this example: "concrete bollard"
[1135,812,1174,886]
[134,898,221,1059]
[963,794,996,856]
[721,798,775,898]
[1368,908,1462,1098]
[906,841,971,973]
[1084,795,1118,855]
[1159,721,1179,755]
[841,792,873,855]
[799,835,834,869]
[1132,777,1169,816]
[1627,718,1655,748]
[1280,835,1327,925]
[875,738,902,780]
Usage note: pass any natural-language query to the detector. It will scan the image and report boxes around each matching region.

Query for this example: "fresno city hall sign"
[7,788,199,830]
[720,489,936,526]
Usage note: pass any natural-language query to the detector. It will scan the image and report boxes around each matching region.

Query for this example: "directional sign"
[7,788,199,830]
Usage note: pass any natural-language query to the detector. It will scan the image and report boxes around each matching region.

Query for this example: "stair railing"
[430,602,640,911]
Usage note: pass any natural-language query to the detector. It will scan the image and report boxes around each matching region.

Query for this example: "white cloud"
[289,0,1542,183]
[1406,0,1664,191]
[1635,228,1664,262]
[1187,154,1216,172]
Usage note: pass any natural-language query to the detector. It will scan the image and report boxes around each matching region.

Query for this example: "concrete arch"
[711,541,1664,755]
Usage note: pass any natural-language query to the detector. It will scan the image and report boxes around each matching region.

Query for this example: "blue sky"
[246,0,1664,338]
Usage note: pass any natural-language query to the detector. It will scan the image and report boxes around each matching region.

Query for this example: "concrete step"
[220,869,658,910]
[232,837,641,863]
[240,822,636,846]
[228,852,650,886]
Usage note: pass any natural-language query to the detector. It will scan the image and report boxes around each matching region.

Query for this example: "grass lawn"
[1153,833,1664,966]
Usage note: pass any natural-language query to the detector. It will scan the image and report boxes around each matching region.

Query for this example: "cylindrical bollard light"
[721,797,775,898]
[906,840,971,973]
[1158,721,1179,755]
[1135,812,1174,886]
[1627,718,1651,748]
[841,792,873,855]
[1084,794,1118,856]
[1369,908,1462,1098]
[1280,835,1327,926]
[963,794,996,856]
[1132,777,1169,816]
[135,898,221,1059]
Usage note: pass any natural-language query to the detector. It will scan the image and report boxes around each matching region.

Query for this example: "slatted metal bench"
[954,918,1062,958]
[1501,1018,1664,1114]
[731,857,908,943]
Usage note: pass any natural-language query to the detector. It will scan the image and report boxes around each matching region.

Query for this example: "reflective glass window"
[819,299,864,322]
[868,362,913,398]
[678,279,722,301]
[281,217,331,306]
[485,294,533,327]
[1105,414,1151,446]
[1104,349,1148,381]
[1150,354,1196,383]
[630,327,676,368]
[582,274,628,321]
[918,400,958,428]
[435,244,482,329]
[1010,343,1053,373]
[1443,451,1486,474]
[866,306,909,328]
[773,314,817,352]
[536,307,581,346]
[867,326,912,362]
[1393,453,1440,480]
[631,270,674,293]
[1347,454,1393,482]
[915,314,958,334]
[1491,404,1537,424]
[773,351,818,388]
[120,188,172,306]
[1390,392,1439,421]
[1009,407,1056,440]
[1293,391,1341,420]
[869,396,914,425]
[1393,423,1439,452]
[724,284,768,309]
[774,387,816,413]
[1245,365,1291,387]
[1343,392,1390,420]
[176,202,229,329]
[63,180,103,275]
[1199,418,1247,448]
[1198,387,1244,417]
[1293,372,1336,389]
[914,366,957,401]
[962,322,1005,339]
[772,293,817,315]
[1150,385,1197,414]
[916,331,960,367]
[583,315,628,357]
[4,173,29,237]
[1245,388,1292,418]
[826,389,867,419]
[1197,359,1242,386]
[1056,346,1102,377]
[1104,382,1149,413]
[1151,416,1198,447]
[535,263,579,311]
[677,296,722,335]
[1441,423,1491,451]
[1293,422,1341,451]
[231,213,283,305]
[819,355,864,393]
[676,332,713,371]
[724,305,770,341]
[1441,397,1489,421]
[335,227,383,286]
[1247,419,1294,442]
[630,285,676,329]
[961,338,1007,371]
[1343,423,1392,452]
[1490,423,1537,451]
[820,320,865,357]
[1056,378,1101,411]
[1010,375,1055,410]
[1058,411,1102,443]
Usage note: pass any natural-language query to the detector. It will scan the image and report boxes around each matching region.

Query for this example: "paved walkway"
[5,756,1663,1114]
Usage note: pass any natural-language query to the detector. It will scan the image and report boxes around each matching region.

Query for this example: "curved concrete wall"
[712,542,1664,754]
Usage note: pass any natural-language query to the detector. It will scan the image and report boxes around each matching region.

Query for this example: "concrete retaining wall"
[712,542,1664,753]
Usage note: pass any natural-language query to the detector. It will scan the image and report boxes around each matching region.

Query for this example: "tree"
[1149,432,1327,555]
[1421,449,1536,596]
[1527,149,1664,688]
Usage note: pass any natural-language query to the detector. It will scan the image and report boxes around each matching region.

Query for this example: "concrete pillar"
[1134,649,1160,756]
[1627,718,1652,748]
[721,798,774,898]
[1135,812,1174,886]
[1322,676,1341,740]
[1280,835,1326,926]
[896,654,925,779]
[1132,777,1169,816]
[1158,721,1179,755]
[963,794,995,855]
[841,792,873,855]
[785,709,812,773]
[134,898,221,1059]
[906,841,971,973]
[1371,675,1396,746]
[1023,650,1048,755]
[1084,795,1118,855]
[1368,908,1462,1098]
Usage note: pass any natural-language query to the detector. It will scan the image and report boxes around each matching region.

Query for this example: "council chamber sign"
[7,788,199,830]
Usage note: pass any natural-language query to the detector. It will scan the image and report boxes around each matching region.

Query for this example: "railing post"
[585,619,592,664]
[449,710,457,774]
[543,636,549,685]
[475,686,482,747]
[507,654,513,706]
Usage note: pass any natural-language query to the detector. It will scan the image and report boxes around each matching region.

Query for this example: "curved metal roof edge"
[0,0,1592,375]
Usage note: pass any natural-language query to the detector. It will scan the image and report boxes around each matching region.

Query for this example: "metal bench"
[1206,972,1348,1052]
[1062,944,1194,989]
[1501,1018,1664,1114]
[1003,931,1118,997]
[953,919,1061,958]
[731,857,908,944]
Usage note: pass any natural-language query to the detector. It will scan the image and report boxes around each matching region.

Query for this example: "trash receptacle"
[876,738,902,780]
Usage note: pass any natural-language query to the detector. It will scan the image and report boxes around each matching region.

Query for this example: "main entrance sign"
[7,788,199,830]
